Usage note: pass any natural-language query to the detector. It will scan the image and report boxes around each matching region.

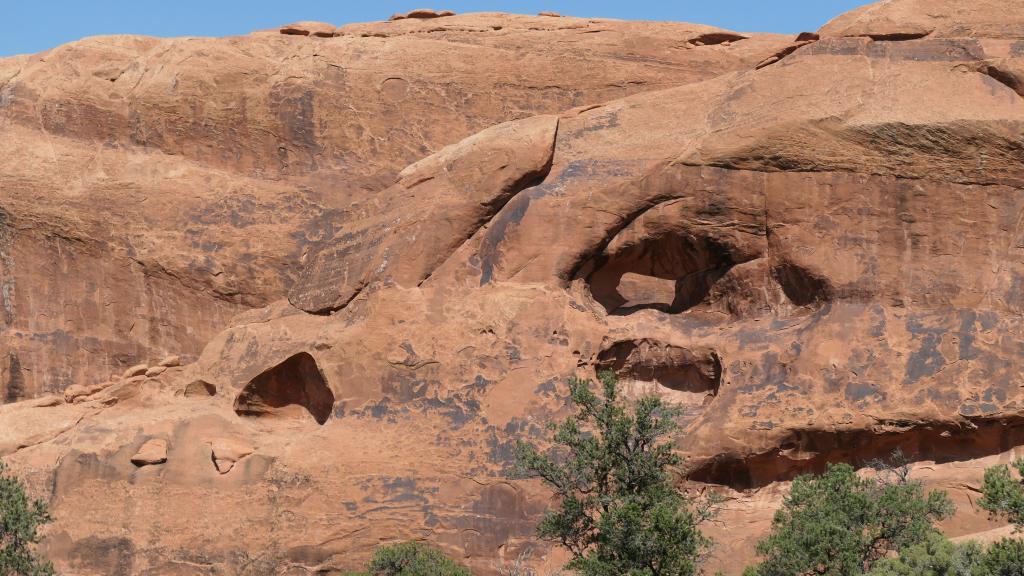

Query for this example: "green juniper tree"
[516,371,715,576]
[980,459,1024,528]
[866,531,984,576]
[744,458,955,576]
[979,538,1024,576]
[0,460,53,576]
[344,541,470,576]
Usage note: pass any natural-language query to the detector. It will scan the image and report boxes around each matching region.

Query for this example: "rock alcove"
[233,352,335,425]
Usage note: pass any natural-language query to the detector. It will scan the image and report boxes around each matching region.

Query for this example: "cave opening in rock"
[687,416,1024,490]
[772,262,832,307]
[233,352,335,425]
[587,233,740,315]
[596,339,722,406]
[184,380,217,397]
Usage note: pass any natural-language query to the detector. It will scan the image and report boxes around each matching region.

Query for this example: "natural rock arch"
[587,232,745,315]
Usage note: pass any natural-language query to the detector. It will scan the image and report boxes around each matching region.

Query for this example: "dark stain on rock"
[957,309,979,361]
[903,317,947,384]
[739,352,798,399]
[505,345,521,363]
[844,382,879,403]
[382,373,431,403]
[571,109,621,136]
[535,378,557,396]
[271,88,321,172]
[486,433,520,472]
[4,352,24,403]
[983,387,1007,404]
[464,375,495,394]
[67,536,136,576]
[479,193,532,285]
[381,476,432,504]
[420,394,480,428]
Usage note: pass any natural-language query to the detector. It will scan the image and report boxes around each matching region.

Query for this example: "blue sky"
[1,1,871,57]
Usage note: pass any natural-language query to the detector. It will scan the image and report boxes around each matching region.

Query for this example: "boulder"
[29,395,63,408]
[406,9,447,19]
[158,355,181,368]
[95,376,146,405]
[145,366,167,378]
[122,364,148,379]
[210,438,254,474]
[130,439,168,467]
[279,21,336,37]
[63,381,113,403]
[62,385,90,404]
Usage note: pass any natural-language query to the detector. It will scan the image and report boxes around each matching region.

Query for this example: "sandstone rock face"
[0,13,789,400]
[4,1,1024,575]
[290,114,560,313]
[819,0,1024,39]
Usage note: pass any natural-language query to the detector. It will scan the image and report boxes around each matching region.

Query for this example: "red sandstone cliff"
[2,1,1024,574]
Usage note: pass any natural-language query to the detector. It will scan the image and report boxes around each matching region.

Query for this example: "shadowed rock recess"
[233,352,334,425]
[3,1,1024,574]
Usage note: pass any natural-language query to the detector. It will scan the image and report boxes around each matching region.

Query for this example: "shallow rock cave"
[687,416,1024,490]
[587,232,743,315]
[233,352,335,425]
[771,261,832,307]
[596,339,722,402]
[183,380,217,397]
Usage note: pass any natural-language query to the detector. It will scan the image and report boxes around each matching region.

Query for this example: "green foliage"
[980,538,1024,576]
[516,371,714,576]
[980,459,1024,528]
[865,535,1024,576]
[361,541,470,576]
[0,460,53,576]
[745,459,955,576]
[866,531,984,576]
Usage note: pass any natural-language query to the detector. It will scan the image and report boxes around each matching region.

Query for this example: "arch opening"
[587,233,742,315]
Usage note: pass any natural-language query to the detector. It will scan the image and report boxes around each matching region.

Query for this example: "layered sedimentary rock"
[4,1,1024,574]
[0,13,788,400]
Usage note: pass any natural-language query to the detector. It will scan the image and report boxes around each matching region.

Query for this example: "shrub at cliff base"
[865,533,1024,576]
[743,459,954,576]
[516,371,716,576]
[0,460,53,576]
[980,459,1024,528]
[344,541,471,576]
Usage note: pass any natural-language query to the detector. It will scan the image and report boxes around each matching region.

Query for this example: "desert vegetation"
[0,461,53,576]
[342,541,472,576]
[7,374,1024,575]
[341,373,1024,575]
[511,374,1024,575]
[515,371,718,576]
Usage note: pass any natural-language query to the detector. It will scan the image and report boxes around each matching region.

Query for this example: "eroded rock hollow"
[3,1,1024,574]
